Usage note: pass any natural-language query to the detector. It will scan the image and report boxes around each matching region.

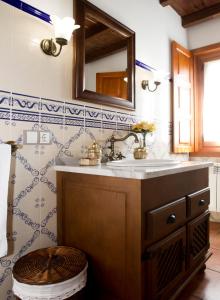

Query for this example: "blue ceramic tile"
[21,2,50,23]
[136,59,155,71]
[1,0,21,9]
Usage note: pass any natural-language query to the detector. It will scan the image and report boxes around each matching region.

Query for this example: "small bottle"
[87,141,102,163]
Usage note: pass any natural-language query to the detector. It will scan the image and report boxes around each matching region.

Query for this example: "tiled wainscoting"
[0,89,139,299]
[0,89,188,298]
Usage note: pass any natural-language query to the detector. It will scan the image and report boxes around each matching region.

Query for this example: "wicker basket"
[12,246,88,300]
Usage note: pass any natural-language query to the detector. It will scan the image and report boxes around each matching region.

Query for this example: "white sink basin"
[106,159,180,167]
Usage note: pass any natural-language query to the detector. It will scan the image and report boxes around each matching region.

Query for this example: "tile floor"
[176,222,220,300]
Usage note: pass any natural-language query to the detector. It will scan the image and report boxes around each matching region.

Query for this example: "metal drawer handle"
[167,213,176,224]
[199,199,205,206]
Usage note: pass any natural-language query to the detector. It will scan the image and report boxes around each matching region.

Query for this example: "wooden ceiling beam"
[182,3,220,27]
[159,0,171,7]
[85,24,108,39]
[85,40,127,64]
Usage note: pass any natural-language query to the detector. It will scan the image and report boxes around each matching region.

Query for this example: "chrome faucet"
[106,132,139,161]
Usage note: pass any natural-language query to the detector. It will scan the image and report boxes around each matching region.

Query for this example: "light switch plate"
[24,130,38,144]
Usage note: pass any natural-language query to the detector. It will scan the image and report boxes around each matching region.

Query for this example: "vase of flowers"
[131,121,156,158]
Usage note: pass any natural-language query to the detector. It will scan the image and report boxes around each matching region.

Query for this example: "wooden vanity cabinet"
[57,167,211,300]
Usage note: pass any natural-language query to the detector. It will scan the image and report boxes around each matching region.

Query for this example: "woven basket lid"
[13,246,87,285]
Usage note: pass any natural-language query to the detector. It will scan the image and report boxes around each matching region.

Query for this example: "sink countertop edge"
[54,161,213,180]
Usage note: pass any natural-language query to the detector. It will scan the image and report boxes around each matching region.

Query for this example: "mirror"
[73,0,135,110]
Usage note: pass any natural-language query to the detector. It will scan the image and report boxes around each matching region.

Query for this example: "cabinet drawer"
[187,188,210,218]
[146,198,186,242]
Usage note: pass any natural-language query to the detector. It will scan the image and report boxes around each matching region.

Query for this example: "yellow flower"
[132,121,156,133]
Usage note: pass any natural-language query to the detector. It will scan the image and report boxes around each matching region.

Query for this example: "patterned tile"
[102,109,117,130]
[12,93,40,113]
[0,87,189,299]
[0,90,11,110]
[65,101,84,118]
[85,105,102,129]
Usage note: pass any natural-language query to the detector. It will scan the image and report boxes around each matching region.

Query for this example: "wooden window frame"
[191,42,220,157]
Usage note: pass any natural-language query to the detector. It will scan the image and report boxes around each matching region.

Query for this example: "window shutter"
[171,41,194,153]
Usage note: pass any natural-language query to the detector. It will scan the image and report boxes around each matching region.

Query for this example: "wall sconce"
[41,15,80,57]
[141,80,161,92]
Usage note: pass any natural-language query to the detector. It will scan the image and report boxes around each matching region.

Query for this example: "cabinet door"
[142,227,186,300]
[188,211,210,268]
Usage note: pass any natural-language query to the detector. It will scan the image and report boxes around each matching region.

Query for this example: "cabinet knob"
[199,199,205,206]
[167,213,176,224]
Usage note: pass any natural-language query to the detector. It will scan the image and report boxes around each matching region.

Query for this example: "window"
[203,60,220,144]
[172,41,220,156]
[193,43,220,156]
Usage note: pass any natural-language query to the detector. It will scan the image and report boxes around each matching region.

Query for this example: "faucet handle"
[106,134,114,142]
[115,152,125,160]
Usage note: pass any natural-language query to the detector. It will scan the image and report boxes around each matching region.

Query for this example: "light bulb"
[50,15,80,42]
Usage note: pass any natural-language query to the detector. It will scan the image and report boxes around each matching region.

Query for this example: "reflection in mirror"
[73,0,135,110]
[85,51,128,99]
[84,13,128,99]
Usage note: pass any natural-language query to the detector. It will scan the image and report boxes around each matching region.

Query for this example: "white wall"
[90,0,188,72]
[187,17,220,49]
[24,0,73,18]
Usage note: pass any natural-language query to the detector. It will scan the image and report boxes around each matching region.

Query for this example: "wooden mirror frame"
[73,0,135,110]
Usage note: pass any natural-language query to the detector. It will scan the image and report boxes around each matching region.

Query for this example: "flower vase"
[142,132,147,148]
[133,132,148,159]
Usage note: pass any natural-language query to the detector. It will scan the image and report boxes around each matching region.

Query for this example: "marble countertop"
[54,161,213,180]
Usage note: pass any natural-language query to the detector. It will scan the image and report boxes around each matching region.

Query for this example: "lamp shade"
[50,15,80,41]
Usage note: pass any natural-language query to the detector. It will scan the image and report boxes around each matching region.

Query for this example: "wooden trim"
[173,43,191,58]
[192,43,220,154]
[159,0,170,7]
[190,152,220,157]
[193,42,220,56]
[182,3,220,28]
[73,0,135,110]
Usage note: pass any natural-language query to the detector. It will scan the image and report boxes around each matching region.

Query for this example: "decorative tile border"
[135,59,155,71]
[0,90,137,130]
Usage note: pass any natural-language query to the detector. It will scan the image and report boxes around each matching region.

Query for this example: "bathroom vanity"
[55,161,212,300]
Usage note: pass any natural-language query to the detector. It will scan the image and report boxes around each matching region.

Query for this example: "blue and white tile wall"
[0,89,139,298]
[0,0,187,298]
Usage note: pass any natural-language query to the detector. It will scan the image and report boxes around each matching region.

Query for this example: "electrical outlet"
[39,131,51,144]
